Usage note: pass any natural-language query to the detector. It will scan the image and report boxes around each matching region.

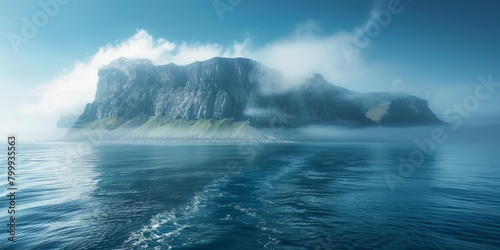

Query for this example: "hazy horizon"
[1,0,499,140]
[1,2,500,249]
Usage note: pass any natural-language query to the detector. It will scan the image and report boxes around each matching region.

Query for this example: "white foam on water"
[120,154,314,249]
[252,154,315,249]
[120,176,230,249]
[220,214,233,221]
[234,204,258,217]
[261,154,314,189]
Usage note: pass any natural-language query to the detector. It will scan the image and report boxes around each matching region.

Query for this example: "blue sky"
[1,0,499,139]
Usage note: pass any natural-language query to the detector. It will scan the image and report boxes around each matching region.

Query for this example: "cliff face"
[352,92,443,126]
[77,57,257,125]
[70,57,442,140]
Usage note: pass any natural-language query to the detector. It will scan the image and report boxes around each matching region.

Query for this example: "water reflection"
[2,141,499,249]
[4,141,99,249]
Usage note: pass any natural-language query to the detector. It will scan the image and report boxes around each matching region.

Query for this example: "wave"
[120,154,314,249]
[260,154,313,189]
[120,176,230,249]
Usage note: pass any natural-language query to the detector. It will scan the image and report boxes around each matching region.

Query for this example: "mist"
[2,3,500,140]
[280,122,500,144]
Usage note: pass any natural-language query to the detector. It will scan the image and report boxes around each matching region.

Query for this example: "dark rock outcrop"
[70,57,442,139]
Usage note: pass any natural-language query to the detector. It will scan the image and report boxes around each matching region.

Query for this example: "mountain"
[64,57,443,141]
[56,113,80,129]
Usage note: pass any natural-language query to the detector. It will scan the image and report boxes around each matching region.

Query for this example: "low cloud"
[4,4,498,140]
[250,20,385,93]
[0,26,439,140]
[2,30,248,140]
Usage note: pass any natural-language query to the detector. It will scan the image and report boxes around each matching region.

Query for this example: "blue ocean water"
[1,140,499,249]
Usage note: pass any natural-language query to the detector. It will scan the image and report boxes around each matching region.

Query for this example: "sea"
[1,134,500,249]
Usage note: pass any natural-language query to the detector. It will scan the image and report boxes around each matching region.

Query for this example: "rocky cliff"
[65,57,442,140]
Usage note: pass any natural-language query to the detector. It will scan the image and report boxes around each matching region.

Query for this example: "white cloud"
[251,21,377,91]
[0,22,398,140]
[1,29,249,140]
[6,11,493,140]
